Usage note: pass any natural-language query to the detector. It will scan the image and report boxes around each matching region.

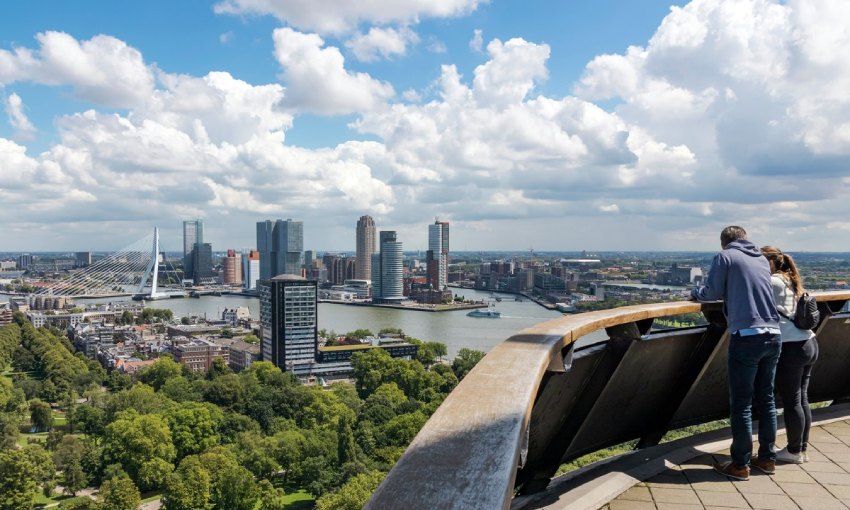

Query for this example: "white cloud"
[346,26,419,62]
[426,37,447,54]
[273,27,394,115]
[214,0,486,35]
[0,31,155,108]
[219,31,234,44]
[575,0,850,179]
[473,38,550,106]
[4,0,850,251]
[469,29,483,52]
[4,92,36,139]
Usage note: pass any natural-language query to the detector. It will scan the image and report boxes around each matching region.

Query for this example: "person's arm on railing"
[691,253,727,302]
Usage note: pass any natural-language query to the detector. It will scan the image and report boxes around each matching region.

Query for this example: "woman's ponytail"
[761,246,805,297]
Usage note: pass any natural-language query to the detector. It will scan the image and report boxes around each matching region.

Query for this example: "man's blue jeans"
[728,332,781,467]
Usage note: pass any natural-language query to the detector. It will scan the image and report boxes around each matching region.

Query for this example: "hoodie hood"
[725,239,762,257]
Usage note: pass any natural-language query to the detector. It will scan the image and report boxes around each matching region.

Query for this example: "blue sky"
[0,0,685,150]
[1,0,849,252]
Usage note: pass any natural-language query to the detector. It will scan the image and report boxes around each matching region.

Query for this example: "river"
[4,289,597,357]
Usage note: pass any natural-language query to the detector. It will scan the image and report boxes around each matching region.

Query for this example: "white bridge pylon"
[137,227,163,298]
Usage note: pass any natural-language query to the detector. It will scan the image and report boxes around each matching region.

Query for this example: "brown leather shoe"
[714,461,750,481]
[751,457,776,475]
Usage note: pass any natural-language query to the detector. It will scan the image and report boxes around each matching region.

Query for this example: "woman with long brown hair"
[761,246,818,463]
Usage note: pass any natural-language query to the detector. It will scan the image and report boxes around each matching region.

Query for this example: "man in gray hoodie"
[691,226,781,481]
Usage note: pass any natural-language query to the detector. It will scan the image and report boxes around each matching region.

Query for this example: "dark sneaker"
[751,457,776,475]
[714,461,750,481]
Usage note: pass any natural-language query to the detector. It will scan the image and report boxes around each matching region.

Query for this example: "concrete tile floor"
[600,420,850,510]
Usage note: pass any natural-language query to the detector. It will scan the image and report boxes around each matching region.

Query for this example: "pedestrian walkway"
[604,419,850,510]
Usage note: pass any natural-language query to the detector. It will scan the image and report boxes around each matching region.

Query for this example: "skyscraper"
[356,215,376,281]
[190,243,213,282]
[428,220,449,289]
[74,252,92,268]
[259,274,317,376]
[223,250,242,285]
[256,219,304,280]
[371,231,404,303]
[243,250,260,290]
[183,219,204,279]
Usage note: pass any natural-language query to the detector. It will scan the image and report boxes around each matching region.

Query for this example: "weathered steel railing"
[366,291,850,510]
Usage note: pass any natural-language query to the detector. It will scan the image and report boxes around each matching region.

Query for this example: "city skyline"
[2,1,850,253]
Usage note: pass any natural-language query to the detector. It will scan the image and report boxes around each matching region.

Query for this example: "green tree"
[0,449,37,510]
[165,402,223,459]
[98,473,141,510]
[162,456,210,510]
[29,398,53,432]
[346,329,373,340]
[138,357,183,391]
[257,480,289,510]
[161,377,201,403]
[315,471,385,510]
[69,404,106,436]
[102,410,176,490]
[106,383,172,418]
[381,412,427,447]
[206,357,231,380]
[24,444,55,499]
[120,310,135,325]
[0,412,21,448]
[54,436,86,492]
[242,334,259,345]
[451,348,485,380]
[230,431,280,480]
[62,456,87,496]
[337,414,357,465]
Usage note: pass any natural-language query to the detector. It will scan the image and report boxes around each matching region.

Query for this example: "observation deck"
[366,291,850,510]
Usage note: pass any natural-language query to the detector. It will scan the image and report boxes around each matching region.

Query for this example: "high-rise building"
[243,250,260,290]
[356,215,376,281]
[18,254,33,270]
[304,250,315,272]
[223,250,242,285]
[259,274,317,376]
[189,243,213,282]
[74,252,92,268]
[428,221,449,289]
[371,231,404,303]
[256,219,303,280]
[183,219,204,278]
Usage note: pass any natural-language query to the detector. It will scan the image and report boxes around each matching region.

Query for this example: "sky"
[1,0,849,253]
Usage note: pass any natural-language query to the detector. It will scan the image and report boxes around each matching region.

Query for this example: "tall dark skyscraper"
[259,274,317,377]
[256,219,304,280]
[356,215,376,281]
[190,242,213,282]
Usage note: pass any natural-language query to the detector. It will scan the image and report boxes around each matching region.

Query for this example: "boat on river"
[467,308,502,318]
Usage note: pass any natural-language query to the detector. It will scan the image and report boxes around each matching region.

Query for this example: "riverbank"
[317,299,489,313]
[447,284,559,311]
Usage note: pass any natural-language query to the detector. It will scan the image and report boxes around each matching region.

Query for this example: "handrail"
[366,291,850,510]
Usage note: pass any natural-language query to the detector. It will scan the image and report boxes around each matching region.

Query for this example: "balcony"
[366,291,850,510]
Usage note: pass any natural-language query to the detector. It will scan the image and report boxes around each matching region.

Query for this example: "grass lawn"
[253,489,315,509]
[32,491,75,508]
[281,491,315,508]
[140,490,163,503]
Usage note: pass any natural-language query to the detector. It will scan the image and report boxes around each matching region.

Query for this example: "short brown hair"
[720,226,747,247]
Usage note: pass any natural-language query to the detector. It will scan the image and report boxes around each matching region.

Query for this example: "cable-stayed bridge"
[31,227,186,303]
